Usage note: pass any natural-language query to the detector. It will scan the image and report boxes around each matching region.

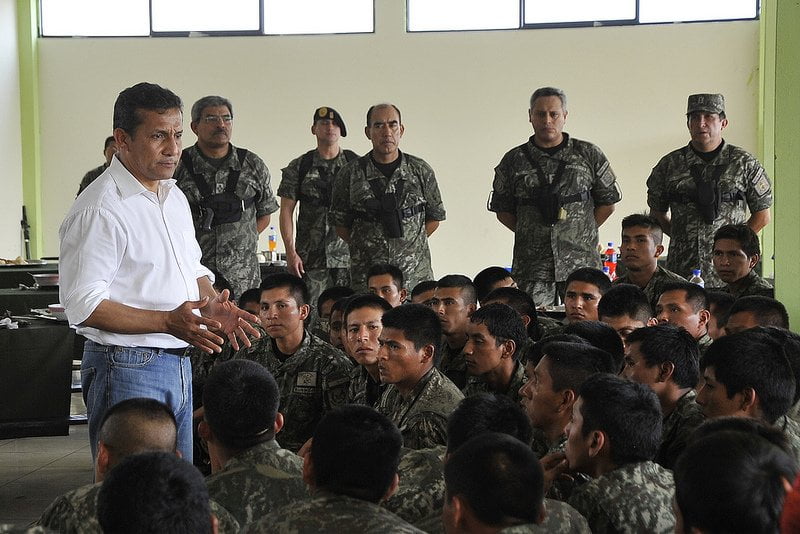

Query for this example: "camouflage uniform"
[718,269,774,299]
[531,431,566,460]
[614,266,686,312]
[438,342,468,390]
[247,490,424,533]
[77,163,108,196]
[346,365,386,407]
[646,141,772,288]
[489,134,621,306]
[330,151,446,291]
[37,482,240,533]
[278,149,353,304]
[656,389,705,470]
[377,367,464,449]
[205,439,306,528]
[384,446,446,526]
[532,315,565,341]
[233,330,353,452]
[568,461,675,534]
[0,526,54,534]
[697,332,712,356]
[462,361,527,405]
[499,500,591,533]
[778,415,800,464]
[175,143,279,297]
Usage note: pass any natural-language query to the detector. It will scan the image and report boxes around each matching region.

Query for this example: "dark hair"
[565,267,612,295]
[311,405,402,503]
[713,223,761,257]
[344,293,392,323]
[530,86,567,110]
[317,286,355,316]
[330,294,356,318]
[473,267,513,304]
[690,416,795,458]
[381,304,441,351]
[98,398,177,460]
[97,452,212,534]
[658,281,709,313]
[190,95,233,123]
[728,296,790,330]
[259,273,309,307]
[758,327,800,405]
[523,334,589,366]
[447,393,532,452]
[626,324,700,389]
[203,360,279,450]
[578,373,662,465]
[483,287,538,331]
[562,321,625,372]
[445,433,543,527]
[436,274,477,306]
[706,291,736,329]
[411,280,437,300]
[597,284,652,323]
[103,136,116,150]
[539,342,617,393]
[113,82,182,135]
[367,263,405,290]
[701,330,795,424]
[238,288,262,310]
[621,213,665,245]
[469,303,527,353]
[675,431,797,534]
[366,103,402,126]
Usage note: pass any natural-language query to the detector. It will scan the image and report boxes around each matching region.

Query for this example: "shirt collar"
[108,154,177,200]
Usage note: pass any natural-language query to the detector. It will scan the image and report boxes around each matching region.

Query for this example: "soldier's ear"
[748,253,760,270]
[274,412,284,435]
[399,288,408,304]
[382,473,400,502]
[654,244,665,257]
[420,344,435,365]
[298,303,310,321]
[697,309,711,329]
[588,430,606,459]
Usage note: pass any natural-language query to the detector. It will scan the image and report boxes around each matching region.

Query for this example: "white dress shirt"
[59,155,213,348]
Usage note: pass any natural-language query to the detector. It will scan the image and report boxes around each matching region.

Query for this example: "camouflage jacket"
[646,141,772,288]
[37,482,240,533]
[330,151,446,291]
[656,389,705,470]
[77,163,108,196]
[0,526,54,534]
[377,368,464,449]
[532,431,567,460]
[490,134,621,283]
[346,365,386,407]
[718,269,774,299]
[568,461,675,534]
[205,440,306,528]
[698,332,712,356]
[384,445,446,525]
[278,149,353,270]
[174,143,279,297]
[614,266,686,312]
[462,360,527,405]
[438,341,467,390]
[233,329,353,452]
[778,415,800,465]
[247,490,424,533]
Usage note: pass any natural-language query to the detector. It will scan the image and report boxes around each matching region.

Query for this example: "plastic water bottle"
[602,266,613,281]
[603,242,617,280]
[689,269,704,287]
[268,226,278,261]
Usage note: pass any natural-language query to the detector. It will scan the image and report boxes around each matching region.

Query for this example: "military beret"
[313,106,347,137]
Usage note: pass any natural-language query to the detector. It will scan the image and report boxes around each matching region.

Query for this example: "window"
[263,0,373,35]
[151,0,261,33]
[639,0,758,24]
[40,0,149,37]
[523,0,634,25]
[407,0,519,32]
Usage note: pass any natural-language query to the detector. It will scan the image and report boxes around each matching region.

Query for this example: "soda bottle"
[603,242,617,280]
[689,269,704,288]
[268,226,278,261]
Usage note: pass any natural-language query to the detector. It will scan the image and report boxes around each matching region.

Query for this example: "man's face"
[529,95,567,148]
[688,111,727,150]
[564,281,602,323]
[103,141,118,165]
[312,118,341,147]
[620,225,662,272]
[600,314,648,348]
[724,311,761,336]
[655,290,707,339]
[191,104,232,150]
[366,106,403,159]
[377,327,429,387]
[696,366,744,419]
[712,238,757,285]
[116,108,182,188]
[518,357,563,432]
[463,321,507,377]
[431,287,473,337]
[328,309,346,350]
[411,288,436,307]
[346,306,383,367]
[621,341,661,388]
[259,287,308,340]
[564,398,593,474]
[368,274,406,308]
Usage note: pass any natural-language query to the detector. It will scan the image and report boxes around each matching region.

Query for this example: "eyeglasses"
[201,115,233,124]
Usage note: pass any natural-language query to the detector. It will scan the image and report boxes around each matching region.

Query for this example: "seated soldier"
[724,295,790,335]
[368,263,408,307]
[249,405,420,533]
[597,283,655,348]
[711,223,774,297]
[410,280,437,306]
[327,294,354,350]
[311,285,354,341]
[233,273,352,452]
[344,294,392,406]
[38,398,238,533]
[483,286,562,342]
[238,288,263,315]
[472,266,516,306]
[376,304,464,449]
[655,281,712,352]
[200,360,306,529]
[564,267,612,325]
[622,324,705,469]
[97,452,218,534]
[706,291,736,340]
[430,275,478,389]
[563,320,625,373]
[462,303,528,404]
[553,373,675,533]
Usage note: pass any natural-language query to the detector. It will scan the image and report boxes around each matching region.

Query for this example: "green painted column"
[16,0,42,259]
[761,0,800,329]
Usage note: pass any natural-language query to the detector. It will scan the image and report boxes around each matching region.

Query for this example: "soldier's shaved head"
[97,398,177,470]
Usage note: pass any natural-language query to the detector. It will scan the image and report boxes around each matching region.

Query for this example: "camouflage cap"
[313,106,347,137]
[687,94,725,115]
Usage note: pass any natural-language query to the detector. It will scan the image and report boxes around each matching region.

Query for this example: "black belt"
[161,347,189,357]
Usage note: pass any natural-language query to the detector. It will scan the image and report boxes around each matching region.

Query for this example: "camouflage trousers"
[304,267,351,331]
[517,279,567,307]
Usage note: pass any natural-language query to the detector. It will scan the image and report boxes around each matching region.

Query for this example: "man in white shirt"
[59,82,259,461]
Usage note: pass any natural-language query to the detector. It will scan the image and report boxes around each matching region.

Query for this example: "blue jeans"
[81,341,193,462]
